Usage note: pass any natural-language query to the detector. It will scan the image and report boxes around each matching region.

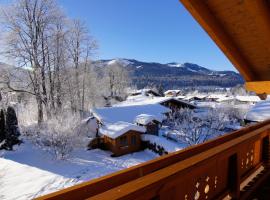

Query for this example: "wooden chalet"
[164,90,181,97]
[159,97,196,111]
[99,122,146,156]
[90,104,169,155]
[129,89,161,97]
[36,1,270,199]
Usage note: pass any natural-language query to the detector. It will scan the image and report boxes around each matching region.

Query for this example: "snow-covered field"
[0,140,157,200]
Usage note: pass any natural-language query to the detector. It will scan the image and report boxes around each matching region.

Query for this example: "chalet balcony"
[35,119,270,200]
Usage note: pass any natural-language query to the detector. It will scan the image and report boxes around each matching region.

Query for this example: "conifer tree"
[5,106,21,150]
[0,109,5,143]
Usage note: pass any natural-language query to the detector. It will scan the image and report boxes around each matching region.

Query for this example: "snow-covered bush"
[22,114,84,159]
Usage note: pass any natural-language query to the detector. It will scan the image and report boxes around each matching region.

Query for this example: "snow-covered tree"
[165,107,243,146]
[103,61,130,102]
[0,0,98,123]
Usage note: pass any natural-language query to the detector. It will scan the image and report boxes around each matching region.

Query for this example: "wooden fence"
[35,120,270,200]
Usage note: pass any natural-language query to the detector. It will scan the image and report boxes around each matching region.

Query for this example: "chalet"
[158,97,196,111]
[216,96,235,104]
[184,94,207,102]
[205,94,228,102]
[91,104,170,125]
[128,89,161,97]
[176,95,186,100]
[235,95,261,105]
[116,96,196,111]
[90,104,170,155]
[99,122,146,156]
[164,90,181,97]
[134,114,162,136]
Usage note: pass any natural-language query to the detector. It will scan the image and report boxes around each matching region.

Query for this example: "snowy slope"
[0,140,157,200]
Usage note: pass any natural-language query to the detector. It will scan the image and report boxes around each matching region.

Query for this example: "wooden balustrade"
[35,120,270,200]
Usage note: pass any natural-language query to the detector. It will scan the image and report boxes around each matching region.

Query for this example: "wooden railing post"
[262,132,270,168]
[228,154,240,199]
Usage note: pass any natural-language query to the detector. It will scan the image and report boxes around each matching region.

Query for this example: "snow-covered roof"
[245,100,270,122]
[177,95,186,99]
[134,114,161,125]
[91,104,170,124]
[216,96,235,102]
[116,96,194,108]
[128,88,159,96]
[164,90,181,95]
[206,94,227,99]
[183,94,208,100]
[235,95,261,102]
[99,122,146,139]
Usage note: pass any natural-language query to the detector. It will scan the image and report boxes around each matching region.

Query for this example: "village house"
[128,89,161,97]
[216,96,235,104]
[235,95,261,105]
[183,94,208,102]
[205,94,229,102]
[116,96,196,111]
[90,104,170,156]
[88,96,197,156]
[164,90,181,97]
[158,97,196,111]
[99,122,146,156]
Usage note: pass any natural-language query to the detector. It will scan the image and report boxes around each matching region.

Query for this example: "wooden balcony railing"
[35,120,270,200]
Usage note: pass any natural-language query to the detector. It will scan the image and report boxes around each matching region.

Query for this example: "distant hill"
[94,59,244,89]
[1,59,244,91]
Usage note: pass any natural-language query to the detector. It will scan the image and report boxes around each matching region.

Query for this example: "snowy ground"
[0,140,157,200]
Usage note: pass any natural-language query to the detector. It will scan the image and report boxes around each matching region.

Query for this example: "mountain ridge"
[95,58,244,89]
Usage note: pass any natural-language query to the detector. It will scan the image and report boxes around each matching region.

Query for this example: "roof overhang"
[179,0,270,98]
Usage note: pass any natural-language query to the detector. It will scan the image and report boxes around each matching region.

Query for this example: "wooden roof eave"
[179,0,270,97]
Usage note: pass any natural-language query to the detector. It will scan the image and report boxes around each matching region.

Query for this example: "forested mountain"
[95,59,244,89]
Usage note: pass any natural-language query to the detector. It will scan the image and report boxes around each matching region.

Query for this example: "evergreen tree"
[0,109,6,144]
[5,106,21,150]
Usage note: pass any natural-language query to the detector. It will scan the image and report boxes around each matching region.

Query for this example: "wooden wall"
[104,130,142,156]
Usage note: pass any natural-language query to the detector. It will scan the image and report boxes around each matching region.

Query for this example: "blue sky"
[57,0,235,71]
[0,0,235,71]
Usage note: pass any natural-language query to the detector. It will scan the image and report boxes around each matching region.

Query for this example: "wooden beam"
[244,0,270,47]
[245,81,270,95]
[179,0,256,81]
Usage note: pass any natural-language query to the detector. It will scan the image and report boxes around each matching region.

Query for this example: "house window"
[120,136,128,146]
[131,135,136,145]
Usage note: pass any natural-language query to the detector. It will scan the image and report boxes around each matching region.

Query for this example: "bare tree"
[65,20,97,114]
[0,0,98,123]
[0,0,62,123]
[104,60,130,102]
